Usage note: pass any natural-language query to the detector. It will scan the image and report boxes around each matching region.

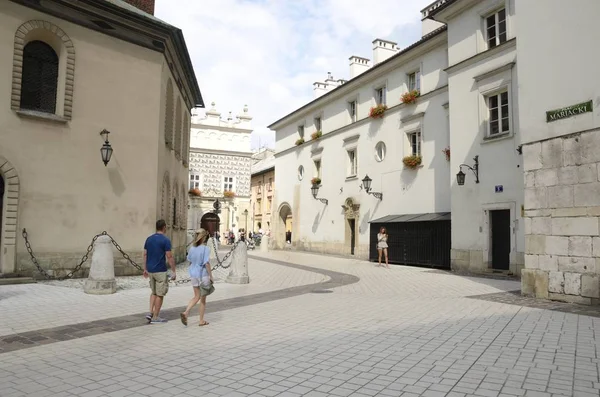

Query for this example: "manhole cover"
[311,289,333,294]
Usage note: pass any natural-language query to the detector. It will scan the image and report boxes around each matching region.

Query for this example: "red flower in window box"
[188,188,202,197]
[311,130,322,140]
[402,155,422,169]
[401,90,420,104]
[223,190,236,198]
[369,104,388,119]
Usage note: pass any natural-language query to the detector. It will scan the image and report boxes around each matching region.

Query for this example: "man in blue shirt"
[143,219,176,323]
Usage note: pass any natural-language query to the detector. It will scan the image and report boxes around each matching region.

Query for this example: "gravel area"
[38,253,233,291]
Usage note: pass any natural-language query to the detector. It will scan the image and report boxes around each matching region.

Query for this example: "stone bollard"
[207,237,217,263]
[84,235,116,294]
[226,242,249,284]
[260,235,269,252]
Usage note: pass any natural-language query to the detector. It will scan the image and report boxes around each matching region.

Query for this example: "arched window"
[164,79,174,148]
[20,40,59,113]
[174,98,182,159]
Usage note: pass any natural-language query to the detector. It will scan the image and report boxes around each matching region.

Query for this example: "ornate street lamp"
[311,184,328,205]
[213,198,222,214]
[361,174,383,200]
[456,155,480,186]
[99,129,113,166]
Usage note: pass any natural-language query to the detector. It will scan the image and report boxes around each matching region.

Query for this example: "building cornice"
[401,112,425,124]
[473,62,516,82]
[190,124,253,134]
[189,148,253,158]
[9,0,204,110]
[445,38,516,75]
[274,84,449,158]
[268,26,448,130]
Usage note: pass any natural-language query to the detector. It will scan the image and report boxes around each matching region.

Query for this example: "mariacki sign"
[546,100,593,123]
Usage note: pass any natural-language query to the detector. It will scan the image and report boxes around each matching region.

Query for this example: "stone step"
[0,277,37,286]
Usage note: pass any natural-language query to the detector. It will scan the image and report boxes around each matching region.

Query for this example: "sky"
[155,0,434,150]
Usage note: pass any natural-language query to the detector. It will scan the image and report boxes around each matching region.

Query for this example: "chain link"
[22,228,142,280]
[212,238,242,270]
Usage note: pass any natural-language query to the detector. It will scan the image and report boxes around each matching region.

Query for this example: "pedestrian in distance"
[180,228,215,327]
[143,219,176,323]
[377,226,390,268]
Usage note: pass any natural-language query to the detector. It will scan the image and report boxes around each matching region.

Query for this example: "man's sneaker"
[145,313,152,322]
[150,317,168,324]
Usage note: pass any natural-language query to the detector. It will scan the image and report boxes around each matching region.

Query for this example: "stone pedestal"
[260,235,269,252]
[226,242,249,284]
[84,235,116,294]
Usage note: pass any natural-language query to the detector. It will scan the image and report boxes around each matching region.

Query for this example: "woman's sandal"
[180,313,188,326]
[199,321,209,326]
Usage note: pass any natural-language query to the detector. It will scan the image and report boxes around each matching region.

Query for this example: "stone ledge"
[16,110,68,124]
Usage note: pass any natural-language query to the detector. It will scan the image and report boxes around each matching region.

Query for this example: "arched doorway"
[0,156,20,275]
[278,203,292,246]
[201,212,220,237]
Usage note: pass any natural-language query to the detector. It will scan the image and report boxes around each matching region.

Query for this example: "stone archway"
[342,197,360,255]
[201,212,220,237]
[0,157,20,274]
[277,202,292,248]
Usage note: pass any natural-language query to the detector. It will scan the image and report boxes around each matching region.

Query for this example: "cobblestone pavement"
[1,250,599,397]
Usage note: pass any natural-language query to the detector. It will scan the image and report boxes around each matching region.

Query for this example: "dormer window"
[486,8,507,49]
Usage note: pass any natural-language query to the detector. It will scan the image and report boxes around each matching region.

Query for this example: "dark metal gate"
[369,212,451,269]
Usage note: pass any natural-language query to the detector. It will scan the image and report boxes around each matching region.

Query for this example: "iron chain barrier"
[172,238,242,285]
[22,228,142,280]
[23,229,247,285]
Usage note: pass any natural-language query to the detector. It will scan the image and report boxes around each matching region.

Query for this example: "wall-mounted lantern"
[361,174,383,200]
[213,198,222,214]
[100,129,113,166]
[311,184,328,205]
[456,155,480,186]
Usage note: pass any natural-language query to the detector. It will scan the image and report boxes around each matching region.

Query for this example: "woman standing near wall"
[377,227,389,268]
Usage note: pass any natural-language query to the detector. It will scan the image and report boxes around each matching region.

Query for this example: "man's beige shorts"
[149,271,169,296]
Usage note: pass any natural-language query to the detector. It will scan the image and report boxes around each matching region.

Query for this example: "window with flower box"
[223,176,234,192]
[374,87,386,106]
[409,131,421,156]
[189,173,201,189]
[408,71,421,92]
[348,100,357,122]
[347,149,357,177]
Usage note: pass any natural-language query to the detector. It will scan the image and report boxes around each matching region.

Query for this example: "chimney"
[313,82,327,98]
[324,72,340,92]
[122,0,155,15]
[372,39,398,65]
[349,56,370,79]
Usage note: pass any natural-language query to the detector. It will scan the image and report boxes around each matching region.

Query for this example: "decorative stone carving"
[342,198,360,219]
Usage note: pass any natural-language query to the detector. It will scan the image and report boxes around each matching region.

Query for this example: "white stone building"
[269,0,527,275]
[187,102,252,237]
[269,31,452,264]
[426,0,524,275]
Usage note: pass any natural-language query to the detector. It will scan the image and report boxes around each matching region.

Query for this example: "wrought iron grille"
[20,40,58,114]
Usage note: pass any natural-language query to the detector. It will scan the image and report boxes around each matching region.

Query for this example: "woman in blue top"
[180,228,214,326]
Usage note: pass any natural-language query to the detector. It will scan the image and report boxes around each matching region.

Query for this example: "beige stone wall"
[0,3,189,274]
[250,169,274,231]
[522,129,600,304]
[451,249,525,275]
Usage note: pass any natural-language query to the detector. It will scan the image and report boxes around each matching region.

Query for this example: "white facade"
[270,29,451,259]
[434,0,525,274]
[515,0,600,304]
[187,102,252,235]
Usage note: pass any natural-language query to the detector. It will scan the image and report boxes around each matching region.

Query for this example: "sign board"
[495,185,504,193]
[546,100,593,123]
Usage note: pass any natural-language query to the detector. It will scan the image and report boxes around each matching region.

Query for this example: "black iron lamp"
[310,184,328,205]
[213,198,222,214]
[361,174,383,200]
[99,129,113,166]
[456,155,479,186]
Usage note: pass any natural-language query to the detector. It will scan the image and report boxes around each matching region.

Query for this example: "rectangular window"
[347,149,357,177]
[314,116,322,132]
[297,125,305,138]
[348,100,357,122]
[488,91,510,136]
[268,178,273,191]
[375,87,386,105]
[408,71,421,92]
[409,131,421,156]
[486,8,507,49]
[189,173,201,189]
[256,199,262,214]
[223,176,234,191]
[267,198,272,213]
[314,159,321,178]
